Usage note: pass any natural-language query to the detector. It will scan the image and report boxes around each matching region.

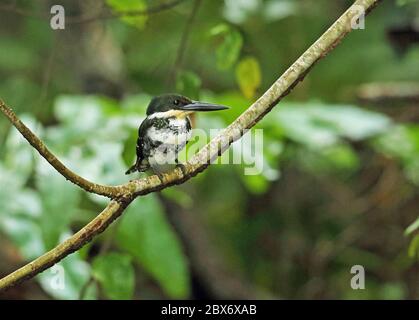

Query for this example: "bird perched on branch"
[126,94,228,179]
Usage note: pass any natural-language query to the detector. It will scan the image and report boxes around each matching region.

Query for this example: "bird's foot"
[156,172,165,183]
[175,162,188,177]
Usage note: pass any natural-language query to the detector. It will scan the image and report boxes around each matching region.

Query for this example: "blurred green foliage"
[106,0,148,28]
[1,0,419,300]
[92,252,135,299]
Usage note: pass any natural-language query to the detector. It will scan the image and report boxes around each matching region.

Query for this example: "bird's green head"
[146,94,228,116]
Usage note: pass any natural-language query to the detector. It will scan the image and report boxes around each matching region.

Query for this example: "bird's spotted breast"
[151,117,170,130]
[145,116,192,173]
[147,117,191,145]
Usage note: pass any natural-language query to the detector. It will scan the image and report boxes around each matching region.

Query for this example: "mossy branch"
[0,0,382,292]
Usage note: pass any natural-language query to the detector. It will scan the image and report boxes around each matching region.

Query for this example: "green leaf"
[36,162,81,249]
[408,234,419,259]
[106,0,148,29]
[374,125,419,185]
[236,56,262,99]
[374,125,419,160]
[3,115,40,186]
[263,0,297,22]
[209,23,230,36]
[92,253,135,300]
[405,217,419,236]
[0,166,44,261]
[116,194,190,298]
[223,0,260,24]
[0,216,45,261]
[214,27,243,70]
[241,173,270,194]
[275,102,391,148]
[0,164,40,216]
[54,95,105,128]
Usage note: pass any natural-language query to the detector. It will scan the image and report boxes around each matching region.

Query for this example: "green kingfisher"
[125,94,228,178]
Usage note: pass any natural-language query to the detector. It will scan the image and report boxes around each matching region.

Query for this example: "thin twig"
[0,0,383,292]
[357,82,419,104]
[167,0,203,88]
[36,34,58,112]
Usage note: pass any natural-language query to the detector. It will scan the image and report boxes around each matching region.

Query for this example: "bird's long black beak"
[178,101,229,112]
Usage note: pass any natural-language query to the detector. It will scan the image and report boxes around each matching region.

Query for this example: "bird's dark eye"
[174,99,179,105]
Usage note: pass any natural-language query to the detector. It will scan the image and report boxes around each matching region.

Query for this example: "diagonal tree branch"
[0,0,382,292]
[167,0,202,88]
[0,198,133,291]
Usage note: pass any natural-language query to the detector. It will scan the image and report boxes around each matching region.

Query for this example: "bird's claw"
[156,172,165,183]
[176,162,188,176]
